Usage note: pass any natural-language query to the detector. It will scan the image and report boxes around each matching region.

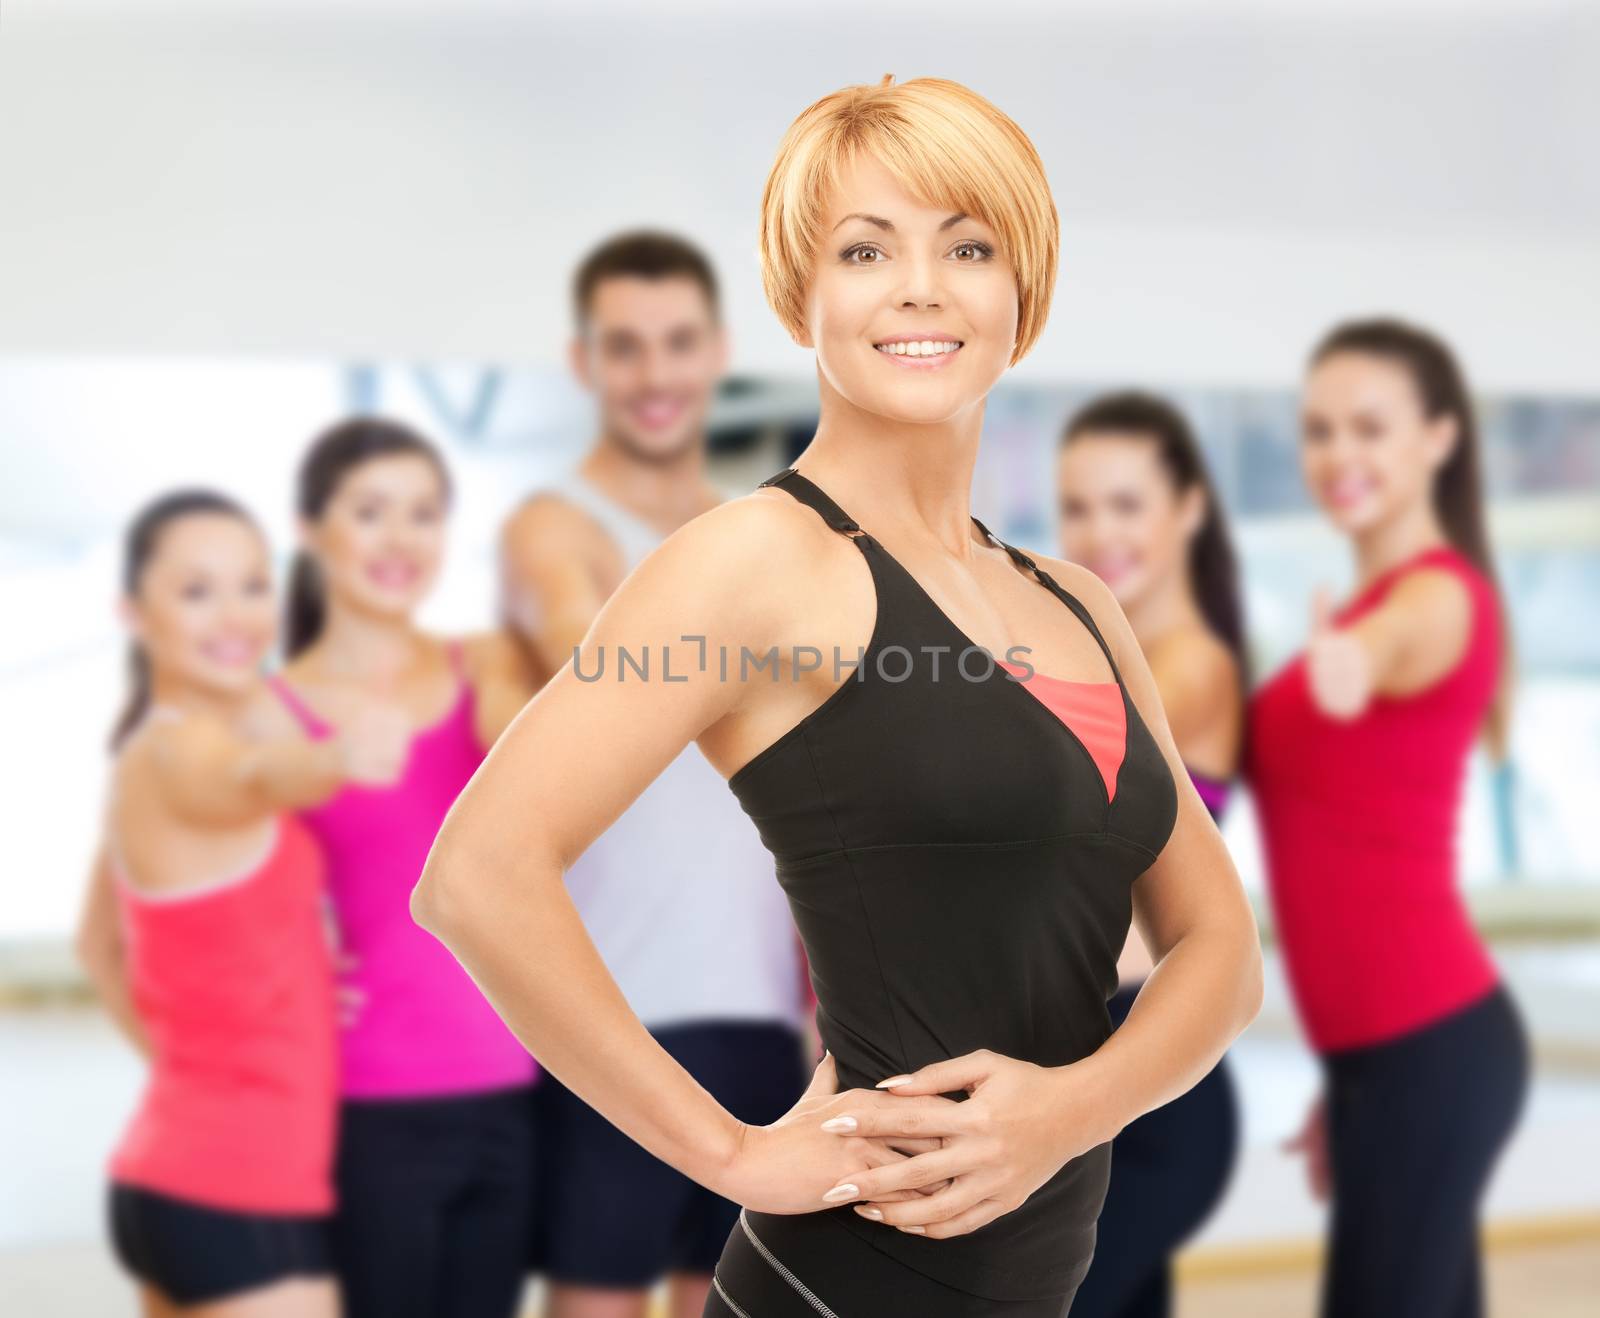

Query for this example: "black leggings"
[703,1208,1074,1318]
[332,1084,535,1318]
[1321,984,1529,1318]
[1069,986,1240,1318]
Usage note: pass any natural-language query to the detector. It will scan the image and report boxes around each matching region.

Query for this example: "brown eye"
[840,244,885,265]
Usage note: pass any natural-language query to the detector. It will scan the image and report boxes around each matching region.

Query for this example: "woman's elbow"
[1235,932,1266,1031]
[410,846,473,943]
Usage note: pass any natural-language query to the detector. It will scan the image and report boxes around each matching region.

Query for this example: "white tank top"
[532,469,807,1031]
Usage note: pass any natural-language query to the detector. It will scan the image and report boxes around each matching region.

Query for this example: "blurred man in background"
[500,232,810,1318]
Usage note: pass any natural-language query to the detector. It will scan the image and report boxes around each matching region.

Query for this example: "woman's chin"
[844,386,986,429]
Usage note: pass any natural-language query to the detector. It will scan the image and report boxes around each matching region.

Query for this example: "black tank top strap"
[759,467,872,547]
[970,515,1125,688]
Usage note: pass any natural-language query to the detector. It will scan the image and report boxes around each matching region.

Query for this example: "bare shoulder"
[1146,624,1240,708]
[1382,563,1474,634]
[459,627,518,667]
[500,488,609,555]
[1029,552,1132,648]
[617,484,848,610]
[457,628,529,682]
[135,706,235,782]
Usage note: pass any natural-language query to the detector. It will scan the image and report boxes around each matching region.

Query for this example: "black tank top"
[730,467,1179,1301]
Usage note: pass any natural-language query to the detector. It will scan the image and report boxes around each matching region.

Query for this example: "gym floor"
[3,944,1597,1316]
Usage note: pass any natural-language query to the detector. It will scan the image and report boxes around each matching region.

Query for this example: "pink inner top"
[998,661,1127,801]
[269,641,536,1099]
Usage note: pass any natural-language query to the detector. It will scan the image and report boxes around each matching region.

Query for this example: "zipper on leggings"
[737,1209,842,1318]
[712,1274,753,1318]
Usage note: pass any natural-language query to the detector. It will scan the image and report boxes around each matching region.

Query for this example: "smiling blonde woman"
[413,76,1262,1317]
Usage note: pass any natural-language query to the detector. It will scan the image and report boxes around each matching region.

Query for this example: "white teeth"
[876,340,959,357]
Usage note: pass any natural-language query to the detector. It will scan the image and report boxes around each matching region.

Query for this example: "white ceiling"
[0,2,1595,385]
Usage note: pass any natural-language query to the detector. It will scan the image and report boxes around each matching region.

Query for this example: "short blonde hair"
[759,76,1059,365]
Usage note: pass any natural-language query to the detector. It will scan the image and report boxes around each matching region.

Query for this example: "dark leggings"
[1069,985,1240,1318]
[332,1084,535,1318]
[703,1209,1075,1318]
[1321,984,1529,1318]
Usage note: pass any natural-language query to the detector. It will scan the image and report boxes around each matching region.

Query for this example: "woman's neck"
[799,380,989,553]
[1350,498,1451,592]
[298,605,426,685]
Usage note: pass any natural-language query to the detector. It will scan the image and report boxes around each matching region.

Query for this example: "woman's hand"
[1305,588,1372,720]
[817,1049,1107,1239]
[1283,1089,1331,1201]
[337,701,412,786]
[718,1052,956,1216]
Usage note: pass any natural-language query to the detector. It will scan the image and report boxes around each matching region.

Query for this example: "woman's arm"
[1116,629,1241,983]
[831,559,1263,1239]
[1068,559,1263,1117]
[147,700,406,827]
[415,499,952,1213]
[73,843,150,1057]
[1305,565,1473,720]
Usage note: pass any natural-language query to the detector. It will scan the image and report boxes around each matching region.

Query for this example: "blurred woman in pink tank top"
[78,489,409,1317]
[261,418,539,1318]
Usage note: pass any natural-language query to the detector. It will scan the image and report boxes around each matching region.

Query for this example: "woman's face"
[803,154,1019,427]
[303,453,448,620]
[1300,351,1456,536]
[1057,433,1202,612]
[126,513,276,697]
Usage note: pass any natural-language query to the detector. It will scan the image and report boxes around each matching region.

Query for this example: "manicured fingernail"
[855,1206,883,1221]
[898,1225,926,1234]
[876,1075,913,1089]
[820,1116,857,1132]
[821,1183,859,1203]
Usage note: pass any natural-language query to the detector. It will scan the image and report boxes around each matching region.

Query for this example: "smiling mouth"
[873,339,963,358]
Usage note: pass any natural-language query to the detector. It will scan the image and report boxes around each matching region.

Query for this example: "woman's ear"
[1178,484,1208,543]
[1426,411,1461,472]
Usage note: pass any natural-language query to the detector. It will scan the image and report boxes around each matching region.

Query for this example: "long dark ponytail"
[1061,391,1250,692]
[111,489,257,751]
[1309,318,1512,755]
[287,416,452,658]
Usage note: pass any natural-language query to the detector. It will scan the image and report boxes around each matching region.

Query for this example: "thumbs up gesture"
[1305,587,1372,721]
[338,700,413,786]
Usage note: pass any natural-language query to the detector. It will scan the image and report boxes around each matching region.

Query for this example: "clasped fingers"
[816,1090,970,1141]
[854,1180,1017,1239]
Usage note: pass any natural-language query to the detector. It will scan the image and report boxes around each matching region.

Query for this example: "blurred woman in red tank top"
[77,490,408,1316]
[1248,320,1529,1318]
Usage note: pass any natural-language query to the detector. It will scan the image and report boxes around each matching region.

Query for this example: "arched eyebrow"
[832,212,892,232]
[831,211,972,233]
